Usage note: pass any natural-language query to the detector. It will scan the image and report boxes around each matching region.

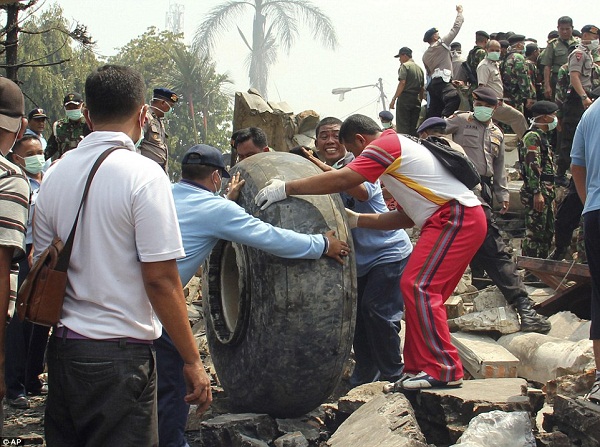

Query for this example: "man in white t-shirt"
[33,65,211,446]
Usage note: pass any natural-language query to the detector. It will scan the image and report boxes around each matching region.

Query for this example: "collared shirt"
[540,37,577,74]
[34,131,185,340]
[398,59,425,95]
[422,12,464,78]
[568,45,594,90]
[477,57,504,99]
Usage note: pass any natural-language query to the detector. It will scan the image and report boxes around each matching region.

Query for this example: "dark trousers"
[156,331,190,447]
[45,337,157,447]
[555,179,584,250]
[426,78,460,118]
[470,206,528,303]
[584,210,600,339]
[396,93,421,136]
[350,258,408,386]
[5,244,50,399]
[557,92,585,176]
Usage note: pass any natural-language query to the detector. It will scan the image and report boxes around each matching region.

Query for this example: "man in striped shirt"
[0,77,29,436]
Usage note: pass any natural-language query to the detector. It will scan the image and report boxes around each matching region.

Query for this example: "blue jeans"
[156,331,190,447]
[45,336,157,447]
[585,210,600,340]
[350,258,408,386]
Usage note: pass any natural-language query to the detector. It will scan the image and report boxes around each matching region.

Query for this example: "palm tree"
[194,0,338,98]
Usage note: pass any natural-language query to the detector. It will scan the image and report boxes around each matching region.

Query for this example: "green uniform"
[465,45,487,103]
[45,117,90,160]
[540,37,577,96]
[395,59,424,135]
[501,51,535,113]
[139,109,169,172]
[519,128,555,258]
[554,63,570,118]
[525,59,541,101]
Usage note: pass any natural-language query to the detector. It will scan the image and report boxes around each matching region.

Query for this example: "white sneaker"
[584,380,600,404]
[400,371,463,390]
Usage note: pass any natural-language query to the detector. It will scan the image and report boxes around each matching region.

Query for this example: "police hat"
[507,34,526,45]
[476,30,490,39]
[530,101,559,116]
[423,27,438,43]
[379,110,394,122]
[450,42,462,50]
[153,88,179,104]
[472,86,499,105]
[394,47,412,58]
[182,144,230,178]
[28,108,47,120]
[63,92,83,106]
[581,25,600,35]
[417,117,446,135]
[0,78,24,133]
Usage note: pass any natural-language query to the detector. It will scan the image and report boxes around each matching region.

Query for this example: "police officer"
[519,101,559,258]
[378,110,395,130]
[500,34,536,114]
[445,86,551,333]
[390,47,424,135]
[25,108,48,150]
[139,87,179,172]
[45,92,91,160]
[541,16,576,101]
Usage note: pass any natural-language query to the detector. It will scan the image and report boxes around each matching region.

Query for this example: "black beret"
[472,86,499,105]
[581,25,600,35]
[508,34,526,45]
[394,47,412,58]
[153,88,179,103]
[525,43,539,56]
[379,110,394,122]
[547,30,559,40]
[572,29,582,38]
[450,42,462,50]
[417,117,446,134]
[476,30,490,39]
[423,27,438,43]
[530,101,559,116]
[499,40,509,48]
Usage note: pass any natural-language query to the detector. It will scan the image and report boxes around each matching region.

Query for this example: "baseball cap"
[28,108,47,120]
[0,77,25,133]
[63,92,83,106]
[182,144,230,177]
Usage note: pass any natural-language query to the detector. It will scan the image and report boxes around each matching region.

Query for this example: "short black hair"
[85,65,145,123]
[339,114,381,144]
[558,16,573,27]
[315,117,342,138]
[12,134,41,154]
[182,163,217,181]
[525,44,539,57]
[235,127,268,148]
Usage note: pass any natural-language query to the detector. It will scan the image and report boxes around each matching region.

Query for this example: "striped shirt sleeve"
[347,130,401,182]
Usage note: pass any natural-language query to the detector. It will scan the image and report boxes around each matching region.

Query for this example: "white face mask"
[586,39,600,51]
[65,108,83,120]
[212,171,223,196]
[487,51,501,61]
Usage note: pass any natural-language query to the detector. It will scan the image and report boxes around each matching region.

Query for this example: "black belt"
[539,174,554,182]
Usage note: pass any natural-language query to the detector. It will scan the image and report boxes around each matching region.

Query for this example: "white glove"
[345,208,359,229]
[255,179,287,210]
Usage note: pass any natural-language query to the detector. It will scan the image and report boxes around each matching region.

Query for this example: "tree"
[194,0,338,98]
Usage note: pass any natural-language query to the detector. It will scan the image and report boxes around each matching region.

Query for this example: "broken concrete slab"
[337,381,387,414]
[200,413,278,446]
[451,332,519,379]
[327,393,427,447]
[273,431,309,447]
[550,395,600,447]
[498,332,595,384]
[410,378,530,445]
[444,296,465,320]
[448,306,520,334]
[472,287,509,311]
[274,418,320,444]
[547,311,591,342]
[543,370,596,404]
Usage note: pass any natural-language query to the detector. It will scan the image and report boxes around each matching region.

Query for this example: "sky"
[37,0,600,124]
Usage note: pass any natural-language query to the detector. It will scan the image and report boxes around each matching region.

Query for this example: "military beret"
[423,27,438,43]
[508,34,526,45]
[153,88,179,103]
[379,110,394,122]
[476,30,490,39]
[547,30,559,40]
[472,86,499,105]
[499,40,509,48]
[28,108,47,120]
[394,47,412,58]
[581,25,600,35]
[525,43,539,56]
[572,29,582,38]
[450,42,462,50]
[63,92,83,106]
[530,101,559,116]
[417,117,446,134]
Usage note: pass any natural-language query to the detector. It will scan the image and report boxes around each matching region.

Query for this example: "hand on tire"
[345,208,359,229]
[255,179,287,210]
[324,229,350,264]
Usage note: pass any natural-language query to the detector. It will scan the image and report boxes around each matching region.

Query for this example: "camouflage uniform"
[539,37,577,98]
[553,63,570,118]
[501,51,535,113]
[466,45,487,102]
[139,109,169,172]
[525,59,541,101]
[519,129,555,258]
[45,117,90,160]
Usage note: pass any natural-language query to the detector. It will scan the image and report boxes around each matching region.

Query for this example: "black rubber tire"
[204,152,357,417]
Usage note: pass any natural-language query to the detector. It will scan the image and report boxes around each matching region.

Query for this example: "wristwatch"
[581,94,588,100]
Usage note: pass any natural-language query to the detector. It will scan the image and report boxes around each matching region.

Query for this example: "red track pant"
[402,201,486,382]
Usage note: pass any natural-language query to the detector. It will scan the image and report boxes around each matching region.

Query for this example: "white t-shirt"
[34,131,185,340]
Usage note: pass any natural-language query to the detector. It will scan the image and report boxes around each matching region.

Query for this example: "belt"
[54,326,154,345]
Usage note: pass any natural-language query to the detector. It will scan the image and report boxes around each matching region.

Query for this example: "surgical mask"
[163,105,173,117]
[212,171,222,196]
[473,106,494,122]
[531,116,558,131]
[451,50,460,58]
[487,51,501,61]
[65,108,83,120]
[382,121,393,129]
[23,154,45,174]
[586,39,600,51]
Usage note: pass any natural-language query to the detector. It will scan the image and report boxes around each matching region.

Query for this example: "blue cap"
[182,144,230,177]
[379,110,394,122]
[153,88,179,103]
[423,27,438,43]
[417,117,446,134]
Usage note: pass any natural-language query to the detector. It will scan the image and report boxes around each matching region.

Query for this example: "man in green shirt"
[389,47,424,136]
[541,16,576,100]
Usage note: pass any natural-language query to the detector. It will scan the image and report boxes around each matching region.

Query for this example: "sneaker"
[7,395,30,409]
[400,371,463,390]
[383,372,414,393]
[584,380,600,404]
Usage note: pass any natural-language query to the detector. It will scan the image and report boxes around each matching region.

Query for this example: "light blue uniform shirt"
[172,181,325,286]
[571,99,600,215]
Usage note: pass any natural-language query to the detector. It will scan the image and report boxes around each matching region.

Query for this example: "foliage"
[194,0,338,99]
